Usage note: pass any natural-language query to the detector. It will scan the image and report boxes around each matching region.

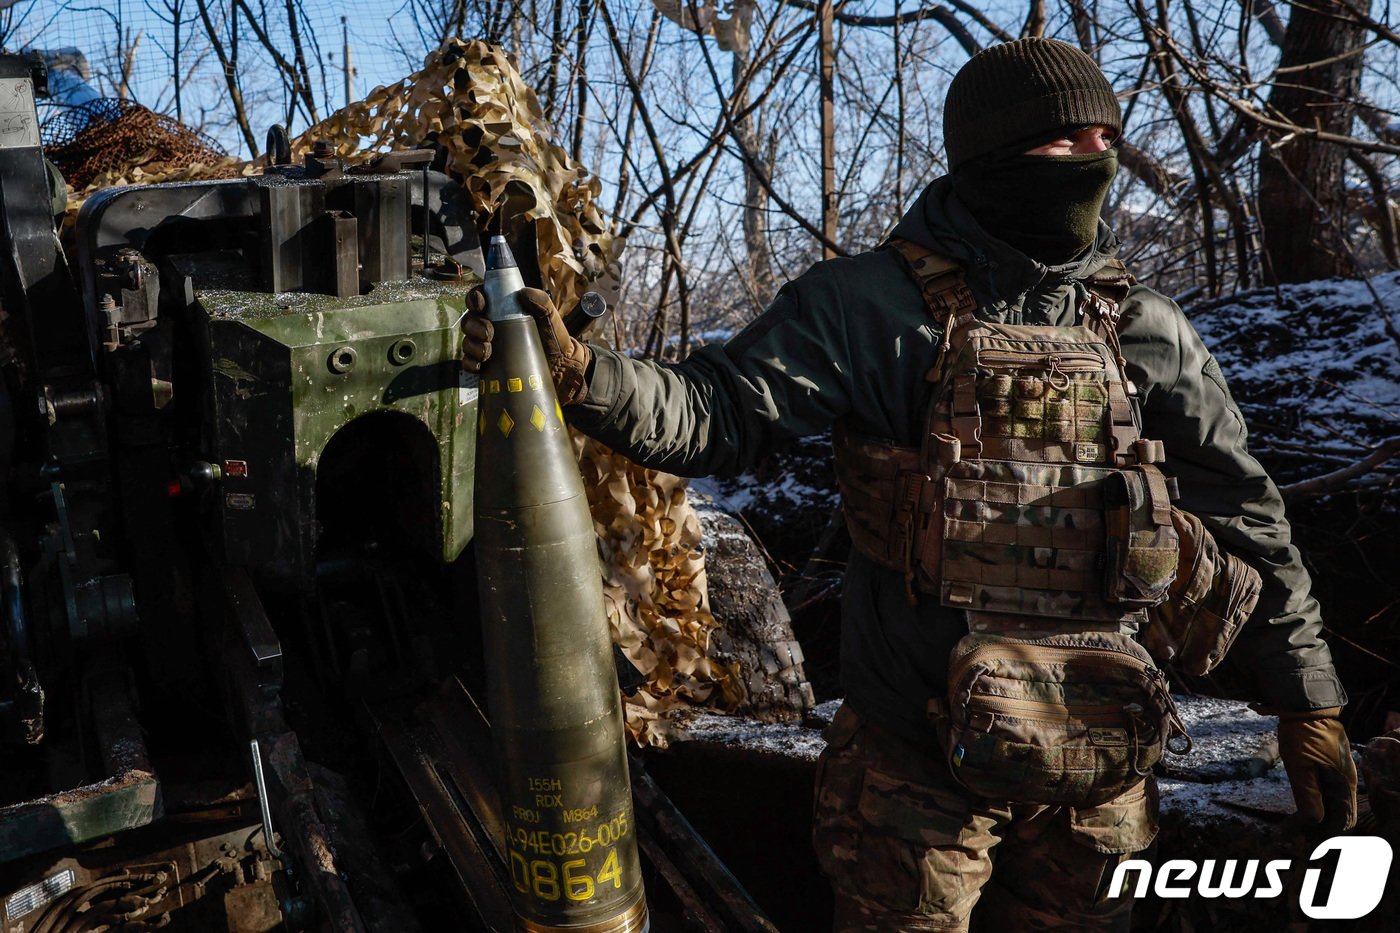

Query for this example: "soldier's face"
[1023,124,1118,156]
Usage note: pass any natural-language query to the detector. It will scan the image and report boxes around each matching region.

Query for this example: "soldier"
[463,37,1356,932]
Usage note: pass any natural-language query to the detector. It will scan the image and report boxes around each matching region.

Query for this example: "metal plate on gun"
[0,78,40,149]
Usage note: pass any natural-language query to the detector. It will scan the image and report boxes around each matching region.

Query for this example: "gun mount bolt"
[328,346,357,374]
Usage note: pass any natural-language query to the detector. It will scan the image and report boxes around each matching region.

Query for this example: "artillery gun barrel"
[473,236,648,933]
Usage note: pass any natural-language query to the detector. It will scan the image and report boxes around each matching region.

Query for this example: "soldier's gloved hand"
[461,286,592,407]
[460,294,495,373]
[1275,707,1358,833]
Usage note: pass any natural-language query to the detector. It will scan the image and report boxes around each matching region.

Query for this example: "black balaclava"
[953,149,1119,265]
[942,38,1123,265]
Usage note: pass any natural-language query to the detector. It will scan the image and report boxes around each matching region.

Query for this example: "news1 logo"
[1109,836,1394,919]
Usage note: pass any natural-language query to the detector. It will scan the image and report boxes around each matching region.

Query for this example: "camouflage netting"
[285,39,611,322]
[46,98,246,192]
[55,39,742,746]
[581,440,746,738]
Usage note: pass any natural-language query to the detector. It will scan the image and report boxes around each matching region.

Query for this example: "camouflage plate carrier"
[833,239,1192,807]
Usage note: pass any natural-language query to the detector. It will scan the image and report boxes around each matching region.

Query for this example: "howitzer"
[0,51,781,932]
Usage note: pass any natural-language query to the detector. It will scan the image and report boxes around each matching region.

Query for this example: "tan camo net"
[61,38,742,746]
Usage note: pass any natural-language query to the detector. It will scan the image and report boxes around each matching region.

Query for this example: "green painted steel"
[199,280,478,584]
[0,769,160,864]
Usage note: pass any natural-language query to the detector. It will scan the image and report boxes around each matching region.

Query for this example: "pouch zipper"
[948,641,1154,688]
[948,639,1193,754]
[975,350,1104,372]
[967,693,1128,725]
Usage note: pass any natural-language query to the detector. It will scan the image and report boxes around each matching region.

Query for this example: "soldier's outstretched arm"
[565,271,857,478]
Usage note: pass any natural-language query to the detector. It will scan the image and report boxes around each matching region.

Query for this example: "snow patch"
[676,709,830,761]
[1188,273,1400,486]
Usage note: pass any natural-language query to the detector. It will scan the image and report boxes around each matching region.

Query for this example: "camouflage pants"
[813,704,1159,933]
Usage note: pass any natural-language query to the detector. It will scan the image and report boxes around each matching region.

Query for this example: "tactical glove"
[461,286,592,407]
[1275,707,1358,833]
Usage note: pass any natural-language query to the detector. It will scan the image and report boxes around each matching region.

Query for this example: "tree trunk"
[572,0,592,164]
[1257,1,1366,283]
[730,4,770,296]
[817,0,836,260]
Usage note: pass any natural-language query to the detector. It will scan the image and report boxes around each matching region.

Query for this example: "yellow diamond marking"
[529,374,541,389]
[507,377,523,393]
[487,379,500,394]
[478,411,486,435]
[555,401,565,423]
[530,406,546,432]
[498,410,515,437]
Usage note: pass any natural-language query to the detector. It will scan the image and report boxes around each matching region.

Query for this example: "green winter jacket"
[569,175,1346,744]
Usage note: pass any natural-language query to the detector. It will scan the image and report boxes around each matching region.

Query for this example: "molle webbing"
[831,423,931,591]
[938,331,1140,468]
[938,458,1143,623]
[891,242,980,328]
[833,239,1158,620]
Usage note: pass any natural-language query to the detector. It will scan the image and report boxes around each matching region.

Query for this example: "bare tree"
[1257,0,1367,282]
[193,0,257,155]
[34,0,1400,316]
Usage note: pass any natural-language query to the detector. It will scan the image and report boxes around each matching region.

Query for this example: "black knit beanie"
[943,38,1121,170]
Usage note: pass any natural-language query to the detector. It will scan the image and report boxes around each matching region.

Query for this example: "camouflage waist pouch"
[941,631,1189,807]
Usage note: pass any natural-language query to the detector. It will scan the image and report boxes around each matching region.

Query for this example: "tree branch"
[598,0,692,354]
[1021,0,1046,39]
[1237,0,1286,45]
[229,0,315,120]
[193,0,257,156]
[1281,438,1400,497]
[689,0,848,256]
[619,11,817,237]
[774,0,998,51]
[1348,150,1400,267]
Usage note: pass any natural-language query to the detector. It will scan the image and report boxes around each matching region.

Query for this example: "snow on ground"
[687,490,763,551]
[693,460,836,516]
[1157,770,1296,823]
[1158,695,1295,821]
[690,433,841,575]
[1163,694,1278,779]
[1187,272,1400,484]
[675,702,837,761]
